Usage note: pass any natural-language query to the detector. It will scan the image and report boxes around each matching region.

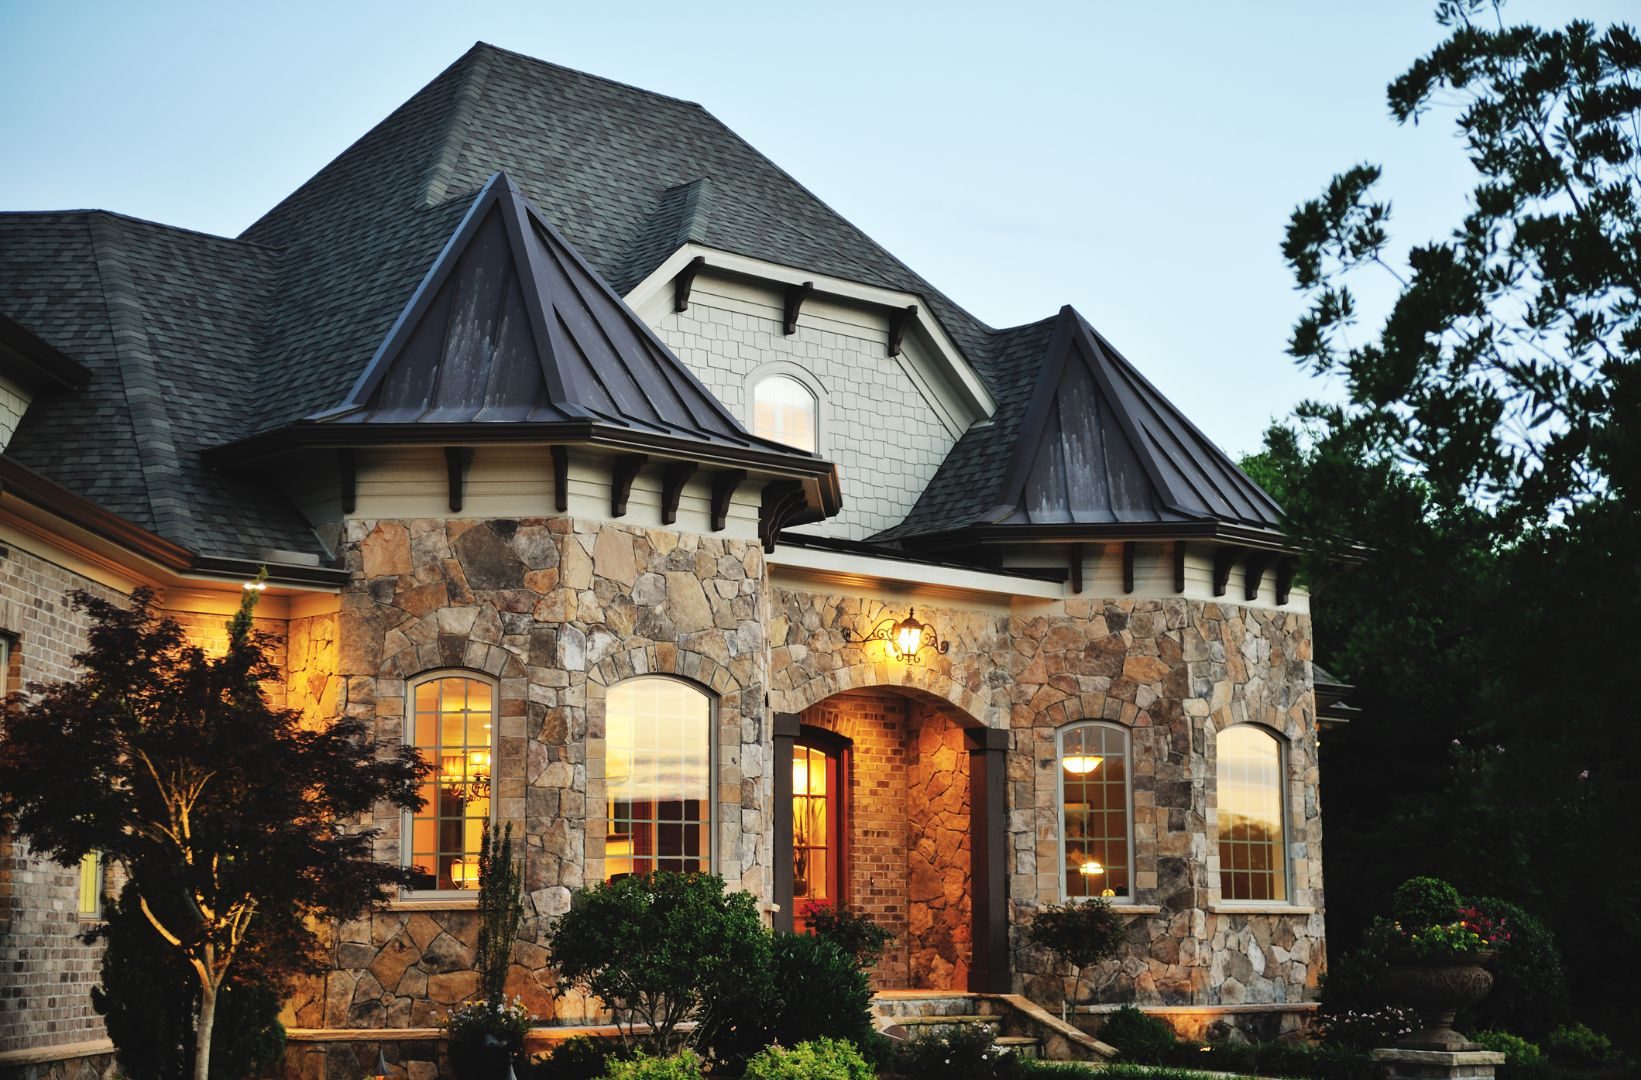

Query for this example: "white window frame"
[1055,720,1135,903]
[402,670,499,898]
[602,674,717,881]
[746,362,827,456]
[1213,724,1291,906]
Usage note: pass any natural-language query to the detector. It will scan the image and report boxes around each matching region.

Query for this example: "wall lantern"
[1062,753,1104,775]
[373,1049,392,1080]
[845,607,950,664]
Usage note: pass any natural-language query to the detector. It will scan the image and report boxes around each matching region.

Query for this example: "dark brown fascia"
[0,314,93,394]
[898,520,1300,555]
[205,420,845,519]
[0,456,347,587]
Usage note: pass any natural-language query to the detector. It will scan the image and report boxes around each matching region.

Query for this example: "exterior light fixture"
[373,1048,392,1079]
[1062,754,1104,775]
[845,607,950,664]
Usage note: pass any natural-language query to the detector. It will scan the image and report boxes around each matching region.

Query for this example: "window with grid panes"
[405,674,495,892]
[1216,725,1287,902]
[1059,722,1132,900]
[605,677,711,880]
[750,374,818,454]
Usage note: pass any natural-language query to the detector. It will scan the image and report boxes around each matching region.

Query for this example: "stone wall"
[0,542,123,1054]
[906,701,972,991]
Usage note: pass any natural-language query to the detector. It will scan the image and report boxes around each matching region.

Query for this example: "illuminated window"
[1058,723,1131,900]
[1216,725,1287,902]
[751,374,818,454]
[405,673,495,892]
[605,677,712,881]
[78,851,103,919]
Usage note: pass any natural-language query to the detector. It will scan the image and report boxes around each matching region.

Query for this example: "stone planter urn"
[1379,949,1495,1051]
[447,1031,524,1080]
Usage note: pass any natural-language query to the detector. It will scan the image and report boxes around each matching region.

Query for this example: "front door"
[790,729,849,932]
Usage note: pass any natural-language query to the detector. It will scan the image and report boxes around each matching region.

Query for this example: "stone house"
[0,43,1340,1076]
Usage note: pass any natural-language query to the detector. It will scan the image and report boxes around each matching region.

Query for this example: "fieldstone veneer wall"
[768,591,1324,1008]
[281,517,771,1032]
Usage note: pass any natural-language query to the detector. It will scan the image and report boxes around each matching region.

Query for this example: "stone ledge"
[1372,1049,1505,1064]
[0,1038,115,1067]
[1074,1002,1320,1015]
[1208,903,1317,916]
[381,897,480,912]
[1112,904,1163,915]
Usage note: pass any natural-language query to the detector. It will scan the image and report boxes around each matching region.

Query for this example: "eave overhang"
[0,312,93,394]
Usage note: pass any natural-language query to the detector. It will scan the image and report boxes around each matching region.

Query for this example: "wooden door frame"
[772,714,852,932]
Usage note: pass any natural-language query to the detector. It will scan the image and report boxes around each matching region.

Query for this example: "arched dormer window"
[1216,725,1287,902]
[605,676,713,881]
[750,373,819,454]
[404,671,497,893]
[1057,722,1133,901]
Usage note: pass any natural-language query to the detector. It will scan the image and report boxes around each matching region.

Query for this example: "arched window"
[1216,725,1287,902]
[1058,722,1132,900]
[605,676,713,881]
[405,672,496,893]
[750,374,818,454]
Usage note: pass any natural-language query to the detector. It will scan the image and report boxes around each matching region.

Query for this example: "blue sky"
[1,1,1629,458]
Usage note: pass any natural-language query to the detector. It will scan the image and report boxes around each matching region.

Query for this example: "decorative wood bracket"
[709,469,747,532]
[1173,541,1187,593]
[783,281,814,335]
[1244,552,1275,602]
[1212,546,1243,598]
[550,446,569,512]
[610,454,648,518]
[888,304,917,357]
[1275,556,1298,606]
[1122,541,1137,594]
[757,480,808,553]
[444,447,472,513]
[1068,543,1084,595]
[660,461,697,525]
[674,255,706,313]
[337,449,357,515]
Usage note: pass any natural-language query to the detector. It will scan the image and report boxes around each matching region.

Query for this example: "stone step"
[894,1014,1001,1027]
[995,1036,1042,1059]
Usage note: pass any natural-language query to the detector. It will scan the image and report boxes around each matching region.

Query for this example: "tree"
[1268,0,1641,1045]
[0,587,427,1080]
[475,821,526,1005]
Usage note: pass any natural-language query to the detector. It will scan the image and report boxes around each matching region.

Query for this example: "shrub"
[743,1037,874,1080]
[600,1049,704,1080]
[1461,898,1569,1038]
[548,872,768,1055]
[1098,1005,1177,1065]
[1543,1023,1617,1067]
[446,996,533,1074]
[475,822,526,1006]
[535,1035,616,1080]
[895,1024,1024,1080]
[1391,876,1463,929]
[699,932,873,1072]
[1027,900,1125,1013]
[803,903,894,969]
[1475,1031,1543,1066]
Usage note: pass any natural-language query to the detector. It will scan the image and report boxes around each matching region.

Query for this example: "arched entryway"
[772,686,1008,994]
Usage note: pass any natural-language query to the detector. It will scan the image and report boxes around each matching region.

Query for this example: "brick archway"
[771,675,1009,994]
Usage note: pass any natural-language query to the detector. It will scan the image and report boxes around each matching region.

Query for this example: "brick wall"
[0,542,122,1054]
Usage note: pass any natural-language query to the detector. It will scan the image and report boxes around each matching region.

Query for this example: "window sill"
[383,896,481,912]
[1209,903,1316,916]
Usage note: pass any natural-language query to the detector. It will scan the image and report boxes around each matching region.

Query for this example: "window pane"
[408,675,495,891]
[77,851,102,917]
[1216,726,1286,902]
[606,678,711,881]
[751,375,818,453]
[1060,724,1130,900]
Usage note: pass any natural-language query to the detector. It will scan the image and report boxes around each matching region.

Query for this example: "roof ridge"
[85,213,195,548]
[467,42,706,110]
[0,208,280,251]
[421,43,497,207]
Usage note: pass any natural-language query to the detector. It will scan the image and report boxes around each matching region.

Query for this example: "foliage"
[1388,877,1510,959]
[1019,1067,1217,1080]
[1462,898,1569,1038]
[1169,1039,1380,1080]
[0,587,425,1078]
[742,1038,873,1080]
[802,902,894,969]
[445,997,533,1044]
[476,822,526,1006]
[535,1036,618,1080]
[1259,0,1641,1048]
[1543,1024,1618,1067]
[90,885,285,1080]
[548,872,767,1056]
[598,1049,704,1080]
[1098,1006,1177,1066]
[893,1024,1024,1080]
[1477,1031,1544,1067]
[698,931,873,1073]
[1314,1004,1419,1050]
[1026,899,1125,1013]
[1391,877,1463,930]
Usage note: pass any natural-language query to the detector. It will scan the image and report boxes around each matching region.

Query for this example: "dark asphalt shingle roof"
[0,42,1282,563]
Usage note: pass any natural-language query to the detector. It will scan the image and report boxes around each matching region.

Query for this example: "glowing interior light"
[1063,754,1104,775]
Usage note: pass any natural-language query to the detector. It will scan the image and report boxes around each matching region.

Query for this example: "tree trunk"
[194,980,218,1080]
